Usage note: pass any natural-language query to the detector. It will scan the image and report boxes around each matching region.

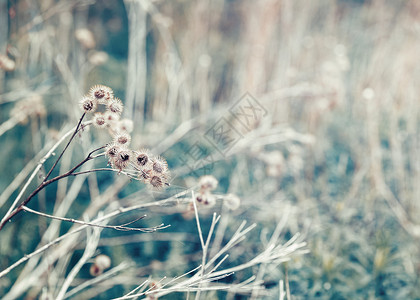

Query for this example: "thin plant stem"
[0,196,187,279]
[0,144,104,230]
[0,116,20,137]
[0,121,92,227]
[56,226,100,300]
[43,112,86,182]
[22,206,167,232]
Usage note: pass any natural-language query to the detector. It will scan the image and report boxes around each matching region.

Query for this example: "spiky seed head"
[119,151,130,161]
[88,254,111,276]
[224,193,241,210]
[198,175,218,192]
[79,95,97,113]
[94,254,111,270]
[113,149,131,171]
[107,98,123,115]
[203,194,216,207]
[151,156,168,174]
[116,118,134,133]
[137,154,149,166]
[113,131,131,146]
[147,173,169,190]
[93,112,107,128]
[196,191,216,207]
[149,174,163,189]
[89,85,113,104]
[105,143,120,159]
[134,149,151,168]
[145,166,170,189]
[104,110,120,123]
[90,264,103,277]
[196,192,204,203]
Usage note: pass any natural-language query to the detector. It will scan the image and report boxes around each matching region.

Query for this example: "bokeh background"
[0,0,419,299]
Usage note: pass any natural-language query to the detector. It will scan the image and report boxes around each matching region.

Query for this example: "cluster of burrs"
[80,85,170,190]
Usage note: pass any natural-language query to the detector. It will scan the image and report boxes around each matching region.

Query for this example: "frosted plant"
[0,85,171,231]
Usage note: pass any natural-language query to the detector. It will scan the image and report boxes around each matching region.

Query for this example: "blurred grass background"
[0,0,420,299]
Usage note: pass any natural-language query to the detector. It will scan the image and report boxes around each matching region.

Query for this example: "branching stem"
[0,143,105,230]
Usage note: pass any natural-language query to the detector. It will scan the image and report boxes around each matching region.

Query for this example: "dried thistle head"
[196,191,216,207]
[79,95,97,113]
[105,143,120,161]
[93,112,107,129]
[104,111,120,126]
[107,97,123,115]
[198,175,218,192]
[224,193,241,211]
[94,254,111,270]
[113,131,131,146]
[151,156,168,175]
[89,85,113,104]
[146,172,169,190]
[148,174,164,190]
[134,149,152,169]
[113,148,131,171]
[89,264,102,277]
[116,118,134,133]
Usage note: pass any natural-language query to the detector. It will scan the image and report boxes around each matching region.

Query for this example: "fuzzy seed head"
[79,95,97,113]
[113,149,131,171]
[149,175,163,189]
[119,151,130,162]
[224,193,241,210]
[104,111,120,125]
[89,85,113,104]
[151,156,168,174]
[137,154,149,166]
[199,175,218,192]
[107,98,123,115]
[90,264,103,277]
[94,254,111,270]
[196,191,216,207]
[116,118,134,133]
[113,131,131,146]
[93,112,106,128]
[147,173,169,190]
[134,149,151,168]
[106,143,120,159]
[145,167,170,189]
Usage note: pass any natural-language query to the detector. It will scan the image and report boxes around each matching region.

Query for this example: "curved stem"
[0,145,104,230]
[0,120,92,227]
[43,112,86,182]
[22,206,165,233]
